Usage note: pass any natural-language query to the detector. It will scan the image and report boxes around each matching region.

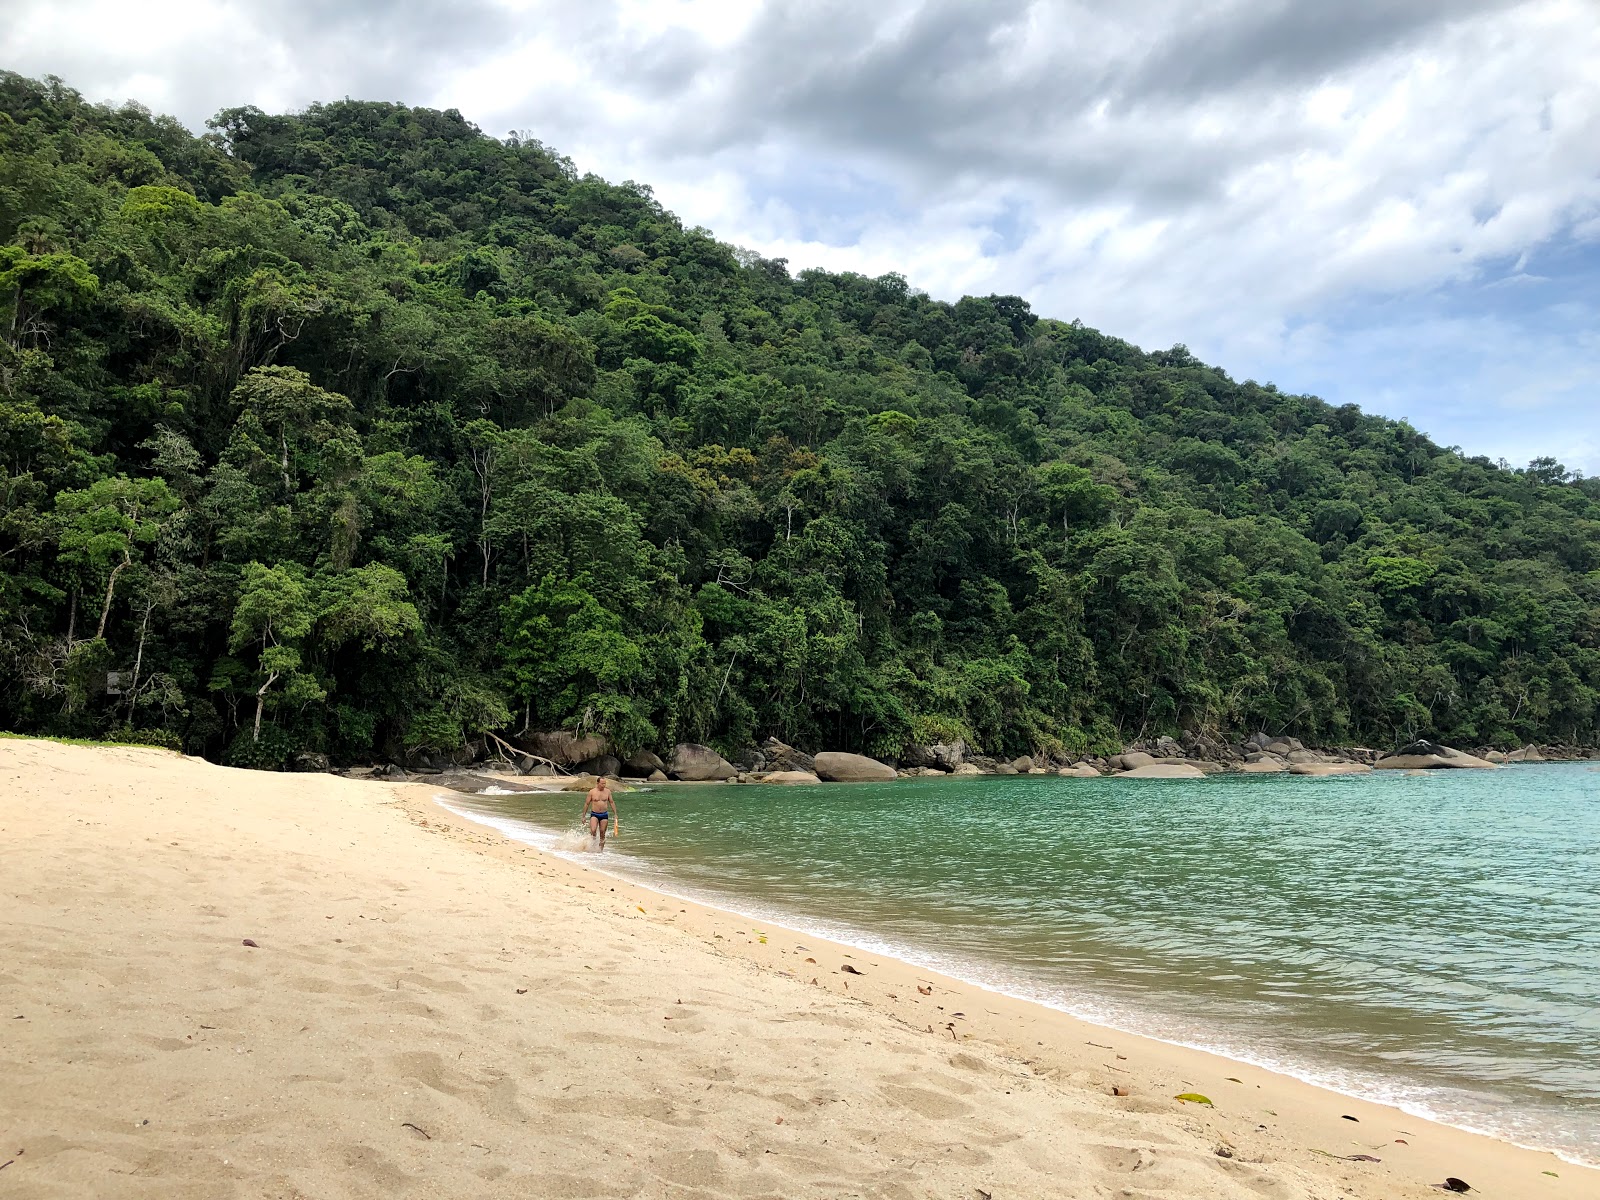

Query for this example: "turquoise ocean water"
[440,765,1600,1164]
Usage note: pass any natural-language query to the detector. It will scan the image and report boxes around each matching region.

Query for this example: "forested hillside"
[3,72,1598,767]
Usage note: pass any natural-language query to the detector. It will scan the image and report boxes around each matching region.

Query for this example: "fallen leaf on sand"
[1226,1076,1242,1083]
[1542,1170,1559,1177]
[804,957,817,964]
[774,1117,783,1125]
[1111,1086,1130,1097]
[402,1123,431,1140]
[241,938,259,948]
[1174,1093,1213,1106]
[1439,1179,1471,1193]
[1341,1115,1359,1122]
[841,964,864,975]
[917,985,932,995]
[515,988,527,995]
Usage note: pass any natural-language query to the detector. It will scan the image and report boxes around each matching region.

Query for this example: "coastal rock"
[814,751,897,782]
[1484,749,1508,763]
[647,769,668,782]
[1110,751,1157,771]
[761,738,815,774]
[1239,759,1287,773]
[1010,755,1035,772]
[578,754,621,778]
[519,760,557,777]
[1057,763,1102,777]
[951,763,983,775]
[521,730,609,767]
[560,773,599,792]
[764,770,821,785]
[1028,766,1049,775]
[1190,760,1228,774]
[1289,762,1373,775]
[290,750,331,772]
[1285,749,1323,764]
[902,740,967,771]
[1506,745,1544,762]
[669,743,738,781]
[1374,740,1496,770]
[377,763,409,780]
[994,763,1019,775]
[1116,763,1206,779]
[620,749,666,777]
[1153,735,1182,758]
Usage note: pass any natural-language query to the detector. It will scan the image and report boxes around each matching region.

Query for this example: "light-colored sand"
[1,739,1589,1199]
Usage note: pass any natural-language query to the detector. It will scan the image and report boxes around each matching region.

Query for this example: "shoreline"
[427,788,1598,1192]
[436,794,1595,1171]
[3,736,1591,1199]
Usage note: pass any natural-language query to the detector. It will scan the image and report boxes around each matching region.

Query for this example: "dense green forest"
[3,71,1598,767]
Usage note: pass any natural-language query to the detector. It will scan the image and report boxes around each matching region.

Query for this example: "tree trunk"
[96,549,131,640]
[126,600,153,720]
[252,671,278,742]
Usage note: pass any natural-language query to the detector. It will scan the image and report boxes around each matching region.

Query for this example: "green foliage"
[4,70,1600,764]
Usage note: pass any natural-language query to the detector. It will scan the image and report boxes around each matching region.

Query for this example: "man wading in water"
[582,776,618,850]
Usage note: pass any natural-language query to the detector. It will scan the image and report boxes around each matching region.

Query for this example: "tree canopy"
[3,71,1598,766]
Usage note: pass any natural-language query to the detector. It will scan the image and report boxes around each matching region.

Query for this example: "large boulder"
[764,770,822,785]
[620,749,666,778]
[951,762,983,775]
[1010,755,1035,773]
[1117,762,1206,779]
[1506,745,1545,763]
[290,750,331,773]
[1057,762,1102,778]
[1374,740,1497,770]
[1152,735,1183,759]
[1289,762,1373,776]
[1108,751,1157,771]
[521,730,610,767]
[1239,759,1287,773]
[761,737,815,774]
[647,769,668,782]
[902,740,968,771]
[578,754,621,778]
[669,744,738,781]
[813,751,897,782]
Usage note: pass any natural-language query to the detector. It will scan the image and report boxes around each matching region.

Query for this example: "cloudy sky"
[6,0,1599,469]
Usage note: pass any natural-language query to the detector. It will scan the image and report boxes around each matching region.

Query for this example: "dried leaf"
[515,988,527,994]
[841,964,864,975]
[1440,1179,1471,1193]
[804,957,817,964]
[241,938,259,948]
[1174,1093,1213,1106]
[1341,1114,1359,1122]
[917,985,932,995]
[402,1122,431,1140]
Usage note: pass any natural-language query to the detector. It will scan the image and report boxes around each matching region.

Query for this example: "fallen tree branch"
[481,729,569,774]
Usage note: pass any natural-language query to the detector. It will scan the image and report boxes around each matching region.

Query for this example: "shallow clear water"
[441,765,1600,1164]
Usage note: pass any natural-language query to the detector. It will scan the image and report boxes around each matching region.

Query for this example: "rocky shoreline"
[331,729,1600,786]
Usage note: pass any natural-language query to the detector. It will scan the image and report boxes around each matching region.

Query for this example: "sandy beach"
[1,738,1589,1199]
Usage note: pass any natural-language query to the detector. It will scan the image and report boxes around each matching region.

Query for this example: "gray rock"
[519,760,557,777]
[1116,763,1206,779]
[903,740,968,771]
[578,754,621,778]
[669,743,738,781]
[951,763,983,775]
[520,730,610,767]
[1374,740,1497,770]
[1010,755,1035,773]
[813,751,897,782]
[620,749,666,777]
[1057,763,1102,777]
[761,737,815,774]
[647,769,668,782]
[290,751,331,772]
[764,770,821,785]
[1506,745,1544,762]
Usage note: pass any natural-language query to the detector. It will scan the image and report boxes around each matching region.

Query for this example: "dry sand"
[1,737,1589,1199]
